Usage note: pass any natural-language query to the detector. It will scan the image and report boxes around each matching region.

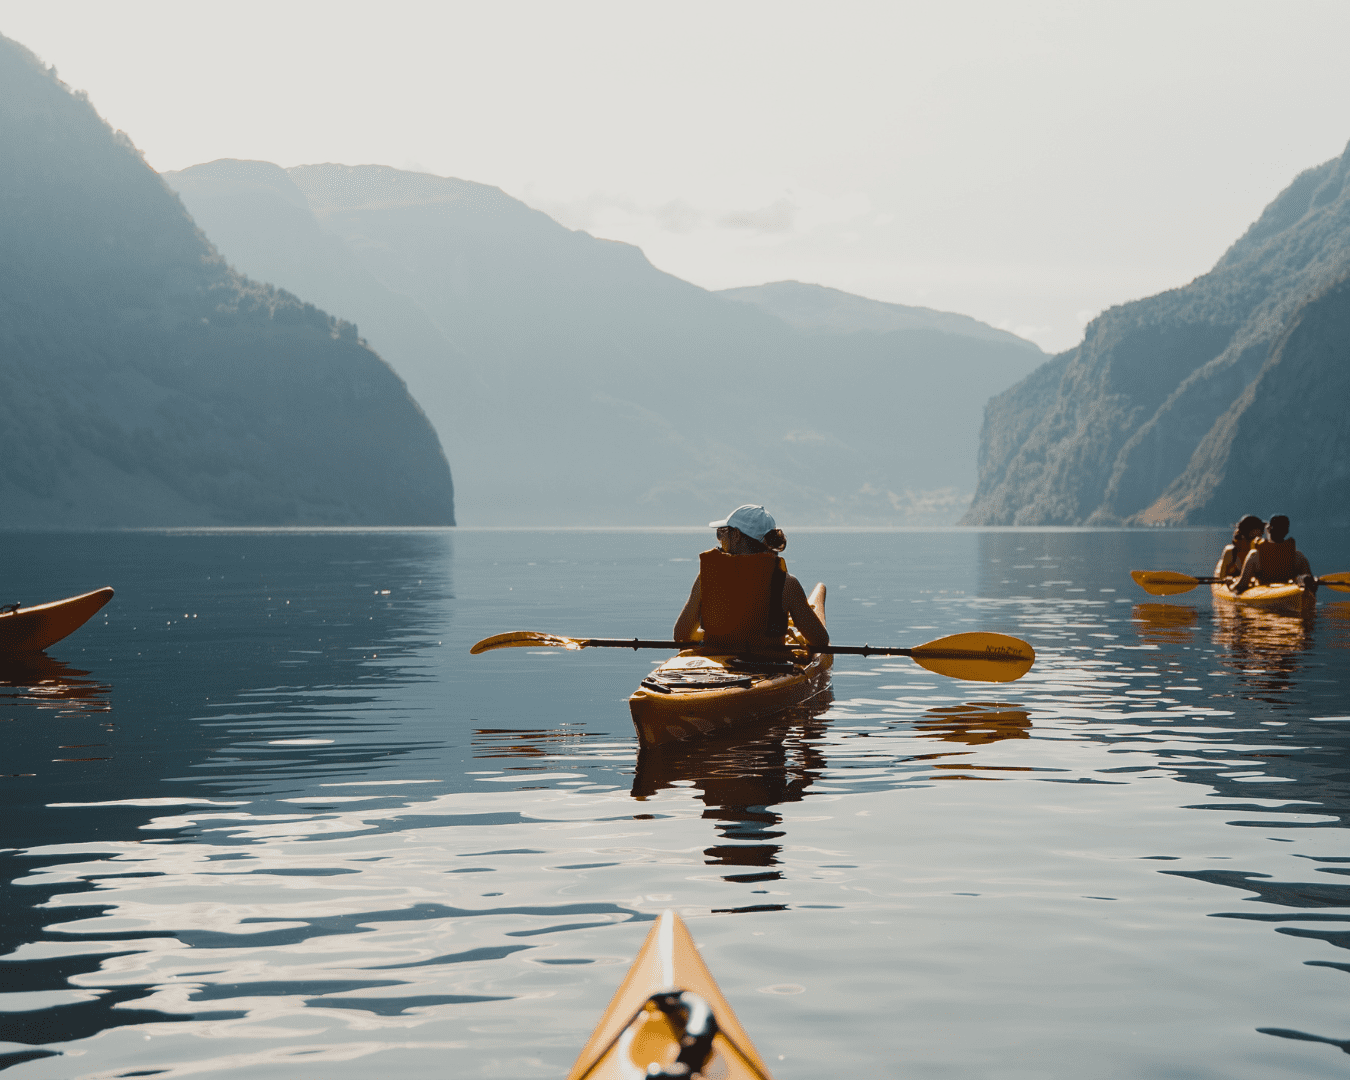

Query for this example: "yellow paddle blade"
[1321,571,1350,593]
[907,632,1035,683]
[470,631,585,654]
[1131,570,1202,596]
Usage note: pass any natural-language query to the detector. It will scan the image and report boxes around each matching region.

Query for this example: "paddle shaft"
[570,638,1002,661]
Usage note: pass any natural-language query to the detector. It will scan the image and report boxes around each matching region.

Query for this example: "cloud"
[716,198,795,234]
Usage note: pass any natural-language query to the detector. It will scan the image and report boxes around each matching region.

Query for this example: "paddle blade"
[470,631,586,654]
[1320,571,1350,593]
[1131,570,1202,596]
[908,633,1035,683]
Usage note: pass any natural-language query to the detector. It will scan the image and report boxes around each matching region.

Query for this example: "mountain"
[962,140,1350,526]
[0,35,454,527]
[166,162,1044,526]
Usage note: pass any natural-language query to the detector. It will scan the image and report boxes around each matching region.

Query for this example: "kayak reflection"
[632,693,832,885]
[1211,603,1315,702]
[0,653,110,714]
[915,702,1032,746]
[1132,602,1198,646]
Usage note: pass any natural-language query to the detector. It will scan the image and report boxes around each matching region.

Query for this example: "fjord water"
[3,529,1350,1079]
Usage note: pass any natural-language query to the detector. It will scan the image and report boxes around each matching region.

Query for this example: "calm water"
[3,527,1350,1079]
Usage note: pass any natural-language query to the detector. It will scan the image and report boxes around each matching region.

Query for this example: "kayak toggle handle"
[642,991,719,1078]
[1,603,21,614]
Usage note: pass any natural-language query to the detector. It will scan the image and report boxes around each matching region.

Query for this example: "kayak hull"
[566,910,773,1080]
[630,650,832,745]
[0,588,114,653]
[1210,561,1314,617]
[629,584,830,745]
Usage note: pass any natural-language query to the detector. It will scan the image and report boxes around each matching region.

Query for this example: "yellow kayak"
[1209,561,1315,617]
[0,588,114,653]
[567,911,774,1080]
[629,586,830,745]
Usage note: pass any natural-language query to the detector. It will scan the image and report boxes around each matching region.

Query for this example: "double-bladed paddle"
[1130,569,1350,596]
[470,630,1036,683]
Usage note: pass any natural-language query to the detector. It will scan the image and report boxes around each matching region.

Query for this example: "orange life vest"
[1253,537,1296,583]
[698,549,788,649]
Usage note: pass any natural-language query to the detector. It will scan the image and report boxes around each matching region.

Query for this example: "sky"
[4,0,1349,353]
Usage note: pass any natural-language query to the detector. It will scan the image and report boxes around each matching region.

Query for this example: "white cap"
[709,504,776,543]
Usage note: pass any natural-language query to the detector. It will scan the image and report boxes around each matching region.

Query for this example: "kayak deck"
[629,585,830,745]
[567,910,773,1080]
[1210,561,1314,617]
[0,588,114,653]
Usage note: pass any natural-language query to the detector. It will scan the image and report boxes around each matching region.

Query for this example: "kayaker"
[1218,515,1265,579]
[673,504,829,651]
[1234,515,1316,592]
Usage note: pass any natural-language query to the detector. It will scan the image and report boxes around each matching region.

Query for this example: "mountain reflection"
[632,696,833,886]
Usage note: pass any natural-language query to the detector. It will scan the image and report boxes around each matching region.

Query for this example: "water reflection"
[1211,604,1315,703]
[914,702,1032,746]
[0,654,110,714]
[1132,602,1198,645]
[632,697,833,893]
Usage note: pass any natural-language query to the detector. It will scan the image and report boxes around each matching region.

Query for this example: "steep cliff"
[961,141,1350,526]
[0,35,454,526]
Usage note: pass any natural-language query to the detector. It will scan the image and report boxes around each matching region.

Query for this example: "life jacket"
[1253,537,1296,583]
[698,549,788,649]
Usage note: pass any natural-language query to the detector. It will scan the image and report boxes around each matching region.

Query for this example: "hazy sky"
[5,0,1349,352]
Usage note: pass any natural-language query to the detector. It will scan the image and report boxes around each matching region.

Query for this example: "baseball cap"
[708,504,776,543]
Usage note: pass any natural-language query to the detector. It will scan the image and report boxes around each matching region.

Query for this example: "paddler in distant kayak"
[673,504,830,651]
[1233,514,1317,592]
[1218,514,1265,579]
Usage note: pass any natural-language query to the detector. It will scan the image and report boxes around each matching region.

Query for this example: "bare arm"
[673,575,701,640]
[783,574,829,649]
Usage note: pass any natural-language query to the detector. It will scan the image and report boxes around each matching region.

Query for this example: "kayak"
[1209,560,1315,617]
[0,588,114,653]
[566,910,774,1080]
[629,585,831,745]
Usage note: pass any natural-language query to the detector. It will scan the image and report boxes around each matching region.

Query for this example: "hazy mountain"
[719,281,1040,350]
[0,35,454,527]
[962,140,1350,526]
[166,162,1044,525]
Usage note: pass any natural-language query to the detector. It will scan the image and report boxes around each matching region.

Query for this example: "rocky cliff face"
[167,162,1044,525]
[0,35,454,526]
[961,141,1350,526]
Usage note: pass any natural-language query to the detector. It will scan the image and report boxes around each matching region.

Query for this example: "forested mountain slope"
[0,35,454,527]
[961,140,1350,526]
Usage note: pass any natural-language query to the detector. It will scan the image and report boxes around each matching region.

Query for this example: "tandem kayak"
[1209,561,1315,617]
[566,910,774,1080]
[0,588,114,654]
[629,584,831,745]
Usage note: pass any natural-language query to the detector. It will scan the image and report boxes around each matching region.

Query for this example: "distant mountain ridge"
[961,139,1350,527]
[0,35,455,527]
[719,281,1040,350]
[167,160,1044,526]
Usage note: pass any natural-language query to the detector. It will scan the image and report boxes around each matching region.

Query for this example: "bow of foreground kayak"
[0,588,114,654]
[567,910,774,1080]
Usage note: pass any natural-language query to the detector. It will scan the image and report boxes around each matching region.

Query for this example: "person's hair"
[1268,515,1290,541]
[728,527,787,553]
[1233,514,1264,543]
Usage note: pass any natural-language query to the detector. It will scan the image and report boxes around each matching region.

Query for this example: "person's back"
[1234,515,1314,591]
[673,504,829,651]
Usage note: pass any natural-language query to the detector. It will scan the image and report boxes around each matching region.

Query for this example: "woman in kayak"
[673,504,829,651]
[1234,514,1316,592]
[1218,514,1265,579]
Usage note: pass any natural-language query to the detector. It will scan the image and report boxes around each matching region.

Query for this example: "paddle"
[1131,570,1350,596]
[470,630,1036,683]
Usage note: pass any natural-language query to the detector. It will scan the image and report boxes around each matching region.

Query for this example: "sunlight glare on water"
[2,527,1350,1078]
